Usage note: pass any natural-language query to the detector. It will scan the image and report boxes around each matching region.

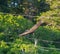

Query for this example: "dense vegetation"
[0,0,60,54]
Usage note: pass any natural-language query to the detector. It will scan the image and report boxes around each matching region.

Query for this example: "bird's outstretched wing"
[19,20,44,36]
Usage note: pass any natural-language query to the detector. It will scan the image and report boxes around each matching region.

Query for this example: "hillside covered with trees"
[0,0,60,54]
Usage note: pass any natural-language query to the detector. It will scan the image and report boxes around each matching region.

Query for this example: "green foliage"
[0,13,60,54]
[0,41,9,54]
[34,26,60,40]
[0,0,60,54]
[0,14,33,42]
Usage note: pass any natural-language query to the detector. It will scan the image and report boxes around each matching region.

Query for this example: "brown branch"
[19,20,44,36]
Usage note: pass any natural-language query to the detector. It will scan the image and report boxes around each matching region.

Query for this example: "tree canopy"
[0,0,60,54]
